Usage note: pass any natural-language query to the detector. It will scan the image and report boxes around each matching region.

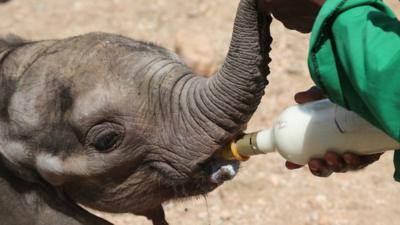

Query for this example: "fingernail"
[321,169,333,177]
[313,172,322,177]
[309,165,318,172]
[343,155,352,164]
[326,160,334,167]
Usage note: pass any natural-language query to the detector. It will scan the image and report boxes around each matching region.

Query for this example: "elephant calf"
[0,0,272,224]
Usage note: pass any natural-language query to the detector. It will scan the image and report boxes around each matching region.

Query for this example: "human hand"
[285,87,383,177]
[257,0,326,33]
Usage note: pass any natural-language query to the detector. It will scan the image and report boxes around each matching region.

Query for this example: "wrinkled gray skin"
[0,0,272,224]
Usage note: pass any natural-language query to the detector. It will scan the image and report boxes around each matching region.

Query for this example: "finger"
[308,159,332,177]
[343,152,362,170]
[324,151,346,172]
[294,86,325,104]
[359,153,383,169]
[285,161,303,170]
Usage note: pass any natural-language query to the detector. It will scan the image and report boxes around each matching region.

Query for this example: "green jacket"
[308,0,400,180]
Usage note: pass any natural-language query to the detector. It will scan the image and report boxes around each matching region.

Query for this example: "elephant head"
[0,0,272,224]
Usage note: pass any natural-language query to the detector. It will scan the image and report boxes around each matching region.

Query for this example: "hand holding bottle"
[286,87,383,177]
[257,0,326,33]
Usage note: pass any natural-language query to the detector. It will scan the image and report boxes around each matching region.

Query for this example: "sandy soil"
[1,1,400,225]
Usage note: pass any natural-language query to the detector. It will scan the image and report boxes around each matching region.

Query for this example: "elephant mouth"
[144,148,240,200]
[165,159,240,199]
[201,158,240,185]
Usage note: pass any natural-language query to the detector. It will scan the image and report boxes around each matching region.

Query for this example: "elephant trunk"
[188,0,272,143]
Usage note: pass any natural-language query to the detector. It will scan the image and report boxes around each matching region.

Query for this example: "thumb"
[285,161,303,170]
[294,86,325,104]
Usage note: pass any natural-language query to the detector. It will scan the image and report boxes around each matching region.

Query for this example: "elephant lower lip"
[201,158,240,184]
[209,161,239,184]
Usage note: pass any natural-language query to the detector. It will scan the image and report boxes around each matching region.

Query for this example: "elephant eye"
[87,122,124,152]
[92,131,121,151]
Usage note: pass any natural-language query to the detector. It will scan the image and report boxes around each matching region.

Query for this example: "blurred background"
[1,0,399,224]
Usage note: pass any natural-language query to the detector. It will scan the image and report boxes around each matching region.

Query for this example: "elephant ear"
[0,35,27,53]
[0,141,44,185]
[0,36,28,121]
[0,39,34,182]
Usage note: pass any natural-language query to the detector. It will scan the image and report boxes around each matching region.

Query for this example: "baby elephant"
[0,0,271,224]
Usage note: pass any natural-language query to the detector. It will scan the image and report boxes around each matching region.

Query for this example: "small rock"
[267,174,281,186]
[315,194,327,205]
[219,209,232,220]
[318,215,331,225]
[308,212,319,223]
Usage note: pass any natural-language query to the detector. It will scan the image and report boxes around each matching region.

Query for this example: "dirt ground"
[1,1,400,225]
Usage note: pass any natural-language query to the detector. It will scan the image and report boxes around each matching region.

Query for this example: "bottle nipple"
[217,132,260,161]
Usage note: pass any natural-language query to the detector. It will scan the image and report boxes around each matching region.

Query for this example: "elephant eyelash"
[90,131,122,152]
[85,122,125,152]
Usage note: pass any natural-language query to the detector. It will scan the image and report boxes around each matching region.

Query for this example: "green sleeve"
[307,0,400,180]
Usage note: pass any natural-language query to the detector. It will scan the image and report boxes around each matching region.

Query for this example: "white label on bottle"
[277,121,287,129]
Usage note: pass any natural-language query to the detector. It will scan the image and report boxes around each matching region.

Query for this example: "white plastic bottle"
[219,99,400,165]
